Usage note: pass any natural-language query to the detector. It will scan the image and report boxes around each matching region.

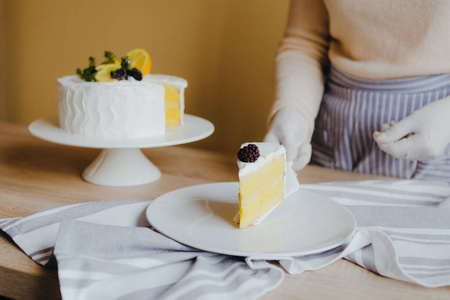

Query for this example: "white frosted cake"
[57,48,188,139]
[57,75,166,139]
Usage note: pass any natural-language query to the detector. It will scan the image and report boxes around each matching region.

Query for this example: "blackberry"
[237,144,260,163]
[127,68,143,81]
[110,68,128,80]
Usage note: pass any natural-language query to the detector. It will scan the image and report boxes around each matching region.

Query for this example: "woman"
[265,0,450,179]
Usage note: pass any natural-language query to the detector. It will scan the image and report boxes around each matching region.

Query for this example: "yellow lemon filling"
[156,82,182,127]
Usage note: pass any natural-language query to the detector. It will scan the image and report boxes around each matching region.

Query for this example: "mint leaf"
[121,56,131,70]
[76,56,97,82]
[104,51,116,64]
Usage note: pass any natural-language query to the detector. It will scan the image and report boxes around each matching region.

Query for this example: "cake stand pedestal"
[29,115,214,187]
[82,148,162,186]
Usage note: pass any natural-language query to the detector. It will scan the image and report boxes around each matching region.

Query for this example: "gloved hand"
[373,97,450,161]
[264,107,312,170]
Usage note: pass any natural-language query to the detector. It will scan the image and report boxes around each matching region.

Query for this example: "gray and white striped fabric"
[0,199,283,300]
[312,66,450,179]
[279,180,450,288]
[1,180,450,299]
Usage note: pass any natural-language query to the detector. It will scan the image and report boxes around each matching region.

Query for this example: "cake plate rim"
[28,114,214,149]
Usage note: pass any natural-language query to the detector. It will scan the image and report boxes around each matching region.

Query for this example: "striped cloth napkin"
[1,180,450,300]
[275,180,450,288]
[0,199,284,300]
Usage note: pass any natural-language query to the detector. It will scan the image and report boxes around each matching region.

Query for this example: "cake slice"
[235,142,286,228]
[144,74,188,127]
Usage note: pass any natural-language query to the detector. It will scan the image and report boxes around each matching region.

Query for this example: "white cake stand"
[28,115,214,187]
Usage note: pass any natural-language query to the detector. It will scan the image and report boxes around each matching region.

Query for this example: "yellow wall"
[2,0,289,156]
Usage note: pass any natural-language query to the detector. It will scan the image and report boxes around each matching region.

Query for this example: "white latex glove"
[264,107,312,170]
[373,97,450,161]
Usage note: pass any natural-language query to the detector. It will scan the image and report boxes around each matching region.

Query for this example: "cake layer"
[156,82,181,127]
[239,155,285,196]
[57,75,166,139]
[238,177,285,228]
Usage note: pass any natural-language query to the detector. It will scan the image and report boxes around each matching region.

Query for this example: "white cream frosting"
[237,142,286,177]
[57,75,166,139]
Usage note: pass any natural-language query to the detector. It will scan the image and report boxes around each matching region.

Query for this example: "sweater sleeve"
[269,0,330,140]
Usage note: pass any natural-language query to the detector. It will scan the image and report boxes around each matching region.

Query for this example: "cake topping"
[95,64,122,82]
[110,67,128,81]
[126,48,151,77]
[121,56,131,69]
[102,51,118,64]
[76,57,97,82]
[127,68,143,81]
[109,67,143,81]
[76,48,151,82]
[237,144,260,163]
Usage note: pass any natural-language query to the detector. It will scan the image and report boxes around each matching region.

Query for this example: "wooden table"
[0,121,449,300]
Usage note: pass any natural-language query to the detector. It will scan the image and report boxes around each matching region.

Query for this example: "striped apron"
[311,66,450,180]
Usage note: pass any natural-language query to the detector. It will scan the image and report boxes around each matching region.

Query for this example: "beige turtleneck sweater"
[271,0,450,137]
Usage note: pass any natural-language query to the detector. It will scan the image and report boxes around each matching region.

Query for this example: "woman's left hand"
[373,97,450,161]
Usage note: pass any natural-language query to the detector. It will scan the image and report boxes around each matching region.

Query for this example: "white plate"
[28,115,214,149]
[146,182,356,258]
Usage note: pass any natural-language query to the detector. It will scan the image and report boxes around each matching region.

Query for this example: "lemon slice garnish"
[95,64,121,82]
[126,48,151,76]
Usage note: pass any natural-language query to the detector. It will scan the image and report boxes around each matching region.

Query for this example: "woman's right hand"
[264,107,312,171]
